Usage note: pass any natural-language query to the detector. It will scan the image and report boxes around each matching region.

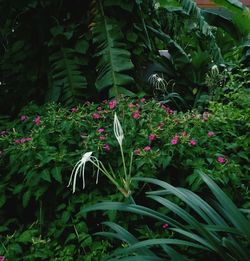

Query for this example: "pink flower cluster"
[15,137,32,144]
[21,115,27,121]
[34,116,41,125]
[70,107,78,112]
[134,149,141,155]
[103,144,110,152]
[133,111,140,119]
[149,134,156,141]
[208,131,215,137]
[109,100,117,109]
[189,139,197,146]
[217,156,226,164]
[171,135,179,145]
[144,146,151,151]
[162,223,169,229]
[92,113,101,119]
[161,104,174,114]
[1,130,6,137]
[98,128,105,133]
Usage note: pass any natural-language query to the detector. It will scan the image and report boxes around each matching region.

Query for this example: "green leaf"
[41,169,51,182]
[51,166,62,183]
[22,190,31,208]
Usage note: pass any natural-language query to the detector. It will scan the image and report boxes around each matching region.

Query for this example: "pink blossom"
[217,156,226,164]
[21,115,27,121]
[99,136,105,140]
[1,130,6,137]
[34,116,41,125]
[97,106,102,111]
[134,149,141,155]
[92,113,101,119]
[0,256,5,261]
[109,100,117,109]
[161,104,173,114]
[149,134,156,141]
[136,103,140,109]
[189,139,197,146]
[141,98,146,103]
[208,131,215,137]
[144,146,151,151]
[98,128,105,133]
[162,223,169,229]
[171,138,178,145]
[203,112,209,121]
[102,99,108,104]
[133,111,140,119]
[128,103,134,108]
[15,137,32,144]
[70,107,78,112]
[103,144,110,152]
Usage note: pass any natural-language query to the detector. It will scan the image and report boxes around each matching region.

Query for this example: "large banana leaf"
[91,0,135,97]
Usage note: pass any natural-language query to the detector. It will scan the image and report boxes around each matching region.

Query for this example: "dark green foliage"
[82,173,250,260]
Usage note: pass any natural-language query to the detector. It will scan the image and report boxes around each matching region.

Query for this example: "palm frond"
[48,47,87,105]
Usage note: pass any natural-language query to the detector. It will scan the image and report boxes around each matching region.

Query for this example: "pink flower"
[171,138,178,145]
[103,144,110,152]
[98,128,105,133]
[134,149,141,155]
[109,99,117,109]
[1,130,6,137]
[97,106,102,111]
[15,137,32,144]
[92,113,101,119]
[144,146,151,151]
[217,156,226,164]
[203,112,209,121]
[21,115,27,121]
[70,107,78,112]
[135,103,140,109]
[208,131,215,137]
[128,103,134,108]
[162,223,169,229]
[141,98,146,103]
[189,139,197,146]
[99,136,105,140]
[0,256,5,261]
[133,111,140,119]
[34,116,41,125]
[149,134,156,141]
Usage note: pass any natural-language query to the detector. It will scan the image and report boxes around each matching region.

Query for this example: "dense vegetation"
[0,0,249,260]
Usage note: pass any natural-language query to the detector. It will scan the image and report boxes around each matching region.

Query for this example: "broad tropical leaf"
[91,0,135,97]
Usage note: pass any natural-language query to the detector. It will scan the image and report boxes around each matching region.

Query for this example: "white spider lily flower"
[67,151,100,193]
[114,113,124,146]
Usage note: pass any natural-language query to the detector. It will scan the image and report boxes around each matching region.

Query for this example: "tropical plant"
[82,172,250,260]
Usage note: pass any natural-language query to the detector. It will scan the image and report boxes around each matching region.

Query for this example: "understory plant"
[82,172,250,260]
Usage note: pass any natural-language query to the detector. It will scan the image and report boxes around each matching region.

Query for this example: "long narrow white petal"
[114,113,124,146]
